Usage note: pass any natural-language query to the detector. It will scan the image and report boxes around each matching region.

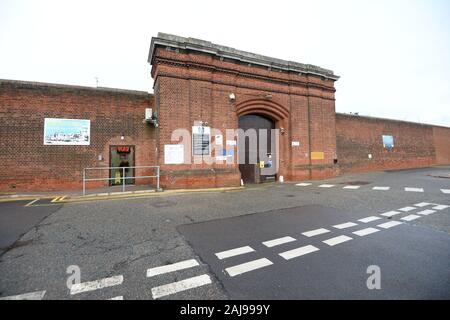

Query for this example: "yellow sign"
[311,152,325,160]
[259,161,265,169]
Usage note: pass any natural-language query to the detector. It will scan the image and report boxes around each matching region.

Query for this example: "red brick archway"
[236,99,290,183]
[235,99,289,121]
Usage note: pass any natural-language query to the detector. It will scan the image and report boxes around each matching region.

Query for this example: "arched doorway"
[238,114,277,184]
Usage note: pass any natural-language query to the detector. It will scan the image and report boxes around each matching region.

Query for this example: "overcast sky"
[1,0,449,126]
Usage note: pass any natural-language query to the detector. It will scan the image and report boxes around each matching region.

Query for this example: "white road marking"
[302,228,330,237]
[417,209,436,216]
[441,189,450,194]
[279,245,320,260]
[378,221,403,229]
[415,202,431,207]
[262,236,296,248]
[225,258,273,277]
[353,227,380,237]
[323,235,353,246]
[109,296,123,300]
[358,216,382,223]
[24,198,39,207]
[70,275,124,295]
[0,290,46,300]
[151,274,212,299]
[381,211,401,217]
[398,206,416,212]
[405,187,424,193]
[401,214,421,221]
[343,185,360,190]
[333,222,358,229]
[296,183,312,187]
[433,205,449,210]
[318,184,335,188]
[147,259,199,278]
[215,246,255,260]
[373,186,390,191]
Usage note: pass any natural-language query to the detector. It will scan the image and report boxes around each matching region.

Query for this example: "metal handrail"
[82,165,160,196]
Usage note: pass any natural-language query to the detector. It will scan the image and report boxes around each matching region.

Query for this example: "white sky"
[1,0,449,126]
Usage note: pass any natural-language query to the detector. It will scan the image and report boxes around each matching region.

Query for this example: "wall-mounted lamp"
[229,93,236,101]
[280,127,286,135]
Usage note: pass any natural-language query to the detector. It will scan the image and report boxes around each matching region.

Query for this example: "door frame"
[109,145,136,186]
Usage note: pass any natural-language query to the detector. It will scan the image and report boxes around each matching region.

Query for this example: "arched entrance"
[238,114,277,184]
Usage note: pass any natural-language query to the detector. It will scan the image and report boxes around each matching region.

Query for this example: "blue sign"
[382,135,394,150]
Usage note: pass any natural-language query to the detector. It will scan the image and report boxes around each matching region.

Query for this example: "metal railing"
[82,165,160,196]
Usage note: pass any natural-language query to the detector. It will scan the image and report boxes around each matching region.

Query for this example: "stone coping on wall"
[148,32,339,81]
[0,79,152,97]
[336,112,450,129]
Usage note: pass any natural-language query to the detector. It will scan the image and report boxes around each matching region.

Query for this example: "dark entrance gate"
[238,114,277,184]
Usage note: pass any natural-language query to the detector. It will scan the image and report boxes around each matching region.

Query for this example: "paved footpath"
[0,166,449,299]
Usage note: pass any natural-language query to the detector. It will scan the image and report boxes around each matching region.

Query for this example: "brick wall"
[335,113,449,173]
[433,126,450,165]
[151,46,339,188]
[0,80,156,192]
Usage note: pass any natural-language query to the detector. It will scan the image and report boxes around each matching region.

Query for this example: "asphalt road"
[0,199,61,255]
[0,166,449,300]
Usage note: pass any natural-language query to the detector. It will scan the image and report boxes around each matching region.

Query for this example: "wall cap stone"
[0,79,152,97]
[148,32,340,81]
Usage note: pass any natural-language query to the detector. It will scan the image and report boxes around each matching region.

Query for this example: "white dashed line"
[433,205,449,210]
[318,184,335,188]
[262,236,296,248]
[373,186,390,191]
[399,206,416,212]
[70,275,123,295]
[147,259,199,278]
[225,258,273,277]
[302,228,330,237]
[405,187,424,193]
[109,296,124,300]
[0,290,46,300]
[215,246,255,260]
[279,245,320,260]
[333,222,358,229]
[323,235,353,246]
[401,214,421,221]
[353,228,380,237]
[151,274,212,299]
[415,202,431,207]
[358,216,382,223]
[417,210,436,216]
[378,221,403,229]
[381,211,401,217]
[343,185,360,190]
[441,189,450,194]
[296,183,312,187]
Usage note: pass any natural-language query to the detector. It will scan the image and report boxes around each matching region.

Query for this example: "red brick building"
[0,33,449,192]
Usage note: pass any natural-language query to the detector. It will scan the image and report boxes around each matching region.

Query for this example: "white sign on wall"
[291,141,300,147]
[192,126,211,156]
[164,144,184,164]
[43,118,90,145]
[215,134,223,146]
